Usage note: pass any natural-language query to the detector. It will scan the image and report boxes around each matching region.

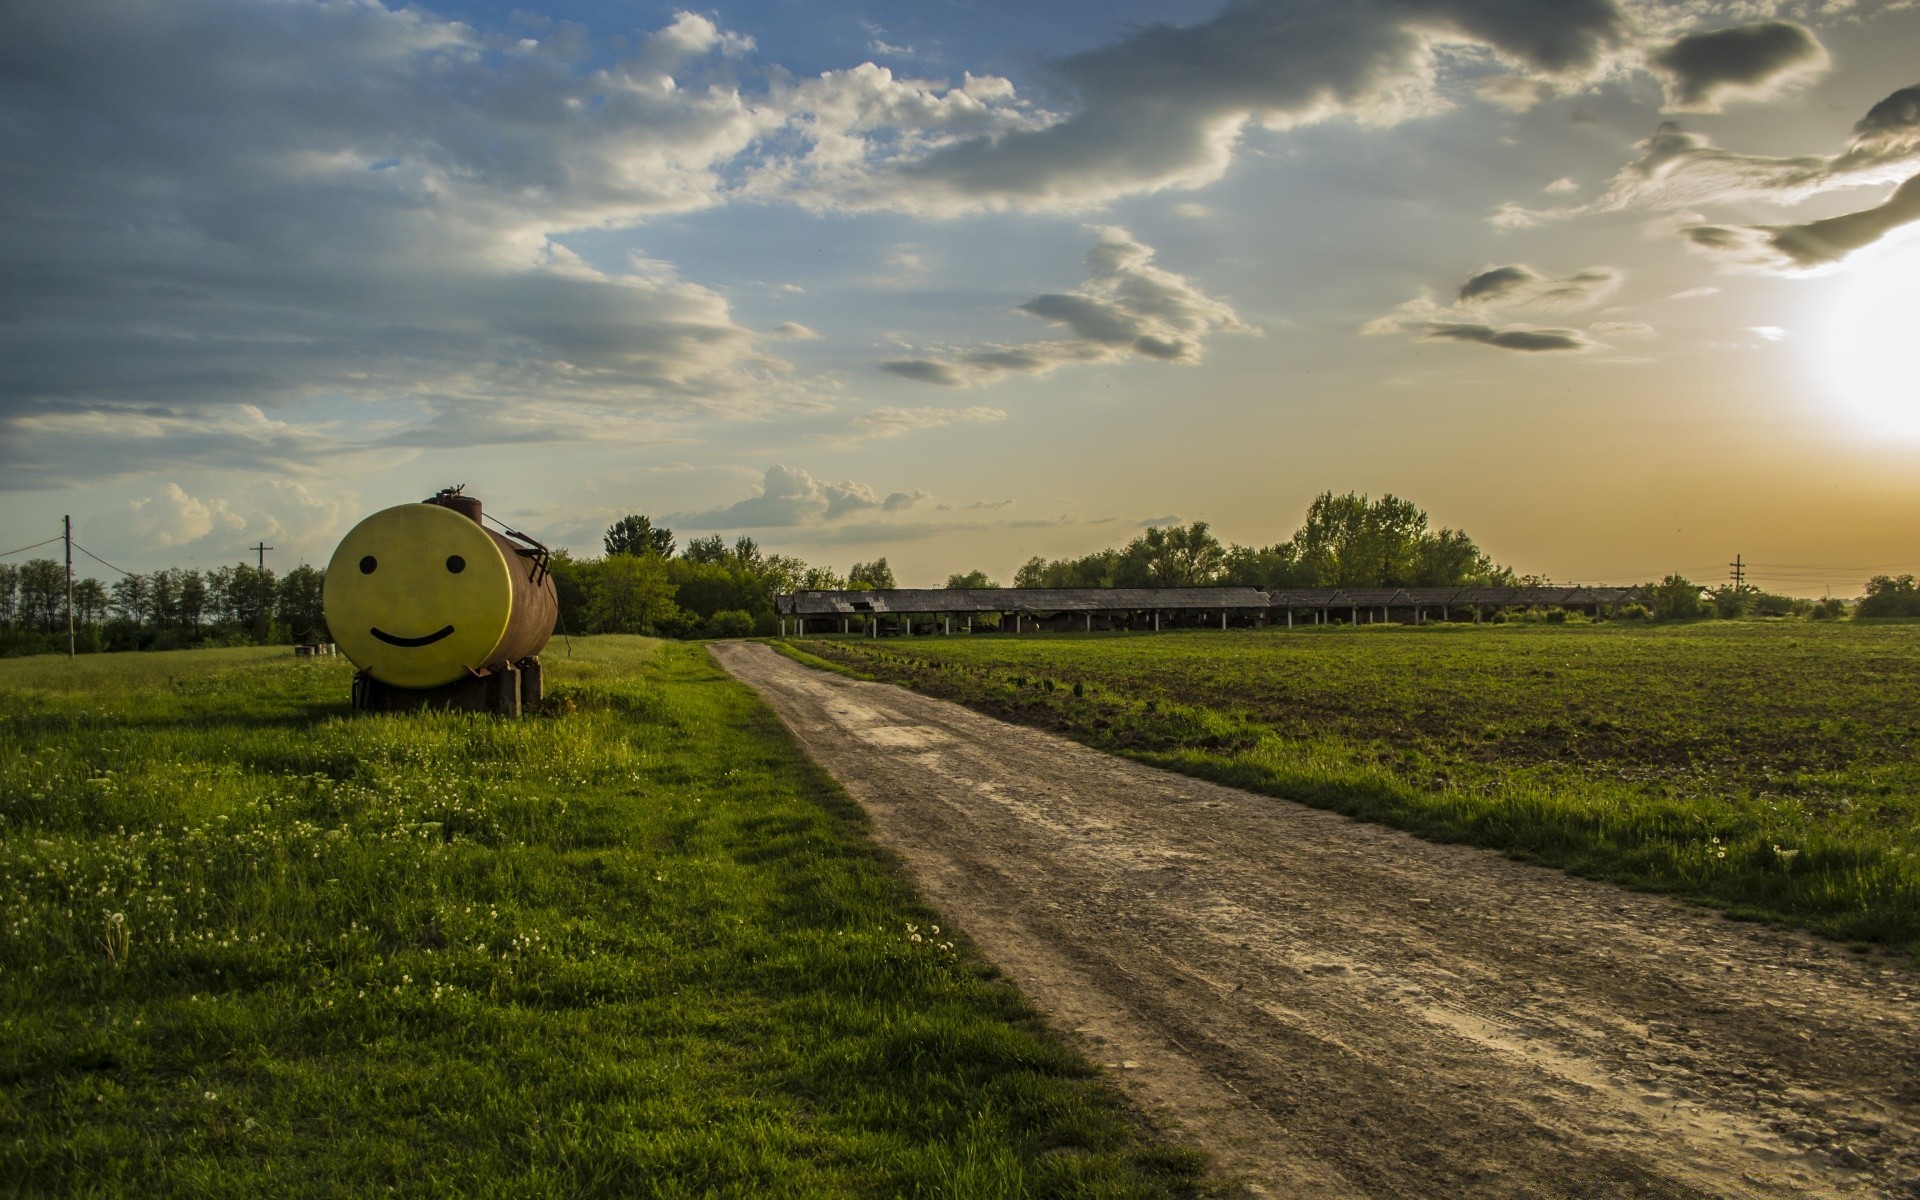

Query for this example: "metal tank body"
[323,493,556,690]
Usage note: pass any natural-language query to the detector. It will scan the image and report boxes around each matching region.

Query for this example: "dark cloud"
[1421,323,1591,352]
[1682,173,1920,269]
[1372,261,1619,352]
[1457,266,1541,304]
[1651,21,1826,113]
[881,360,970,387]
[1455,265,1618,307]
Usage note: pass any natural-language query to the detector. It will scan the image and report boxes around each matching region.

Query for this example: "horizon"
[4,0,1919,599]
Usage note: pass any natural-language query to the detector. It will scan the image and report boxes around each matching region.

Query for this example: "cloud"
[1650,21,1827,113]
[883,227,1253,386]
[0,3,840,481]
[1589,321,1654,338]
[1498,83,1920,228]
[125,483,247,549]
[770,322,822,340]
[1455,265,1620,308]
[1371,261,1617,353]
[848,405,1007,438]
[1420,323,1592,352]
[669,464,932,529]
[1680,172,1920,269]
[759,0,1633,214]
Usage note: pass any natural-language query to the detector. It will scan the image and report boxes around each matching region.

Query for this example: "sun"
[1816,230,1920,441]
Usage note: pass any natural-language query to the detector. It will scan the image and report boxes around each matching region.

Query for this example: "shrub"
[704,610,755,638]
[1812,597,1848,621]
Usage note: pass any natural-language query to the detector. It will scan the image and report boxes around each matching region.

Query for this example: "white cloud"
[882,227,1253,386]
[669,464,932,529]
[125,483,246,549]
[1496,83,1920,231]
[848,405,1007,438]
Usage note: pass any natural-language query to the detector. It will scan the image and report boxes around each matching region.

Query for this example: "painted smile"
[370,624,455,647]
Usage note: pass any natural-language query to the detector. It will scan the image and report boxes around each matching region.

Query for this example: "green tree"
[849,558,895,589]
[0,563,18,629]
[682,534,730,566]
[1116,522,1224,586]
[18,559,64,632]
[586,553,680,633]
[604,514,675,558]
[72,578,108,628]
[277,564,328,642]
[945,570,998,588]
[1650,574,1705,620]
[1856,574,1920,618]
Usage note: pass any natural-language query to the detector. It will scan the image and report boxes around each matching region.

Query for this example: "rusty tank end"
[422,487,558,671]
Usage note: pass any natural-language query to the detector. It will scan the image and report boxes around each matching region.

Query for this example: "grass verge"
[792,623,1920,961]
[0,638,1206,1197]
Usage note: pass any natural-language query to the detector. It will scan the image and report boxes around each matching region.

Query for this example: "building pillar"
[1286,609,1293,629]
[1153,610,1160,632]
[1221,611,1227,630]
[944,616,950,635]
[967,615,973,633]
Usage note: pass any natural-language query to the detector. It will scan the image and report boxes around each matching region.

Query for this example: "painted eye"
[446,555,466,574]
[359,556,377,574]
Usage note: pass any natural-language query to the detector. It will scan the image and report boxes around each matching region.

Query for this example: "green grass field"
[793,621,1920,957]
[0,640,1205,1197]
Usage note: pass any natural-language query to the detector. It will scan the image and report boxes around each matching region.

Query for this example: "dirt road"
[711,642,1920,1199]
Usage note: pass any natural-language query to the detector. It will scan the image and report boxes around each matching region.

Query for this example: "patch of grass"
[0,639,1206,1197]
[767,638,876,681]
[793,623,1920,959]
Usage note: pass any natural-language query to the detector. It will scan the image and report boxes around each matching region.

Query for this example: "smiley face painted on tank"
[323,504,515,689]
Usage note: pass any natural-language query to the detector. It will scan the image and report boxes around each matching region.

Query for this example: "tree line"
[3,491,1903,655]
[0,560,325,655]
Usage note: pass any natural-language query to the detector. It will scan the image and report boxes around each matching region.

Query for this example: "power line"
[72,543,135,576]
[0,535,62,559]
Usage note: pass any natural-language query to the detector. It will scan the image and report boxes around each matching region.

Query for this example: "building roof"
[778,584,1645,616]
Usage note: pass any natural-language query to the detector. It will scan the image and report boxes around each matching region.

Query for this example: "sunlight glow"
[1818,231,1920,441]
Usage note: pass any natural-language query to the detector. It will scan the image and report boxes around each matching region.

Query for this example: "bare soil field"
[712,641,1920,1200]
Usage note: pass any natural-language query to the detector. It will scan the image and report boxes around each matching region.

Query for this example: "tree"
[682,534,729,565]
[1116,522,1224,586]
[72,578,108,628]
[277,564,328,641]
[604,514,675,558]
[1857,574,1920,618]
[799,565,845,591]
[586,553,680,633]
[18,558,64,632]
[1650,574,1705,620]
[849,558,895,589]
[945,569,998,588]
[111,573,151,628]
[0,563,19,629]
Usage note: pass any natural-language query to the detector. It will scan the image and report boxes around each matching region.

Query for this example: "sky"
[4,0,1919,597]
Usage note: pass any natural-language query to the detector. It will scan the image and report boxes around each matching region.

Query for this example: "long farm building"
[776,585,1648,636]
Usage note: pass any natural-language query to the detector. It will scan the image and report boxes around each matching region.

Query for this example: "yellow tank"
[322,493,556,690]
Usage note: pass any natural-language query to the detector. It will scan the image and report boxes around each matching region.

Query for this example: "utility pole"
[253,541,273,571]
[1729,554,1745,590]
[64,515,74,658]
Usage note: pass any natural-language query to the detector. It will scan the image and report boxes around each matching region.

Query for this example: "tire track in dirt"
[711,642,1920,1199]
